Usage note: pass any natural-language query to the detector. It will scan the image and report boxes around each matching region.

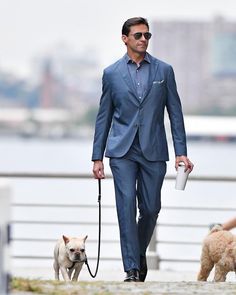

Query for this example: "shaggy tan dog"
[198,225,236,282]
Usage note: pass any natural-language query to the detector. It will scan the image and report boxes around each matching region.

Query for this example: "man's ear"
[121,35,127,45]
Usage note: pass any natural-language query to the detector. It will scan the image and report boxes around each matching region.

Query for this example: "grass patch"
[11,278,76,295]
[11,277,44,293]
[11,277,114,295]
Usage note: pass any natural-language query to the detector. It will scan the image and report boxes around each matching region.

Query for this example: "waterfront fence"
[0,172,235,273]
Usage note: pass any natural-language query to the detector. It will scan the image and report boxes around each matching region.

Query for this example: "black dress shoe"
[139,255,147,282]
[124,269,140,282]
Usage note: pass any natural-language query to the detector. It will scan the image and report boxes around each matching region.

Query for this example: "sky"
[0,0,236,77]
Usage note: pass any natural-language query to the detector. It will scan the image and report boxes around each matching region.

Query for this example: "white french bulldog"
[53,235,88,281]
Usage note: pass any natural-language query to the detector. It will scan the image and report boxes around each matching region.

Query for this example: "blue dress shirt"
[125,53,150,101]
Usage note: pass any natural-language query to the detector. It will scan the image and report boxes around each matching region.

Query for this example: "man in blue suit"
[92,17,194,282]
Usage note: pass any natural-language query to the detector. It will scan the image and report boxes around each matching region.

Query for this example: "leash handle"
[85,178,102,278]
[98,178,101,202]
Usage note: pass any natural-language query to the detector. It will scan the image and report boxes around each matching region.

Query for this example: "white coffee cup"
[175,164,190,190]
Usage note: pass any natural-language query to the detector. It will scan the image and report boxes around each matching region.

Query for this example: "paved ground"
[12,268,236,294]
[11,281,236,295]
[13,267,199,282]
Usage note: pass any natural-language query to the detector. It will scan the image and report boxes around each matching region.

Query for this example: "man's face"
[122,24,150,55]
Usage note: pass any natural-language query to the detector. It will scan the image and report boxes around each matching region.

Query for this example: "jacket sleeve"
[166,65,187,156]
[91,71,114,161]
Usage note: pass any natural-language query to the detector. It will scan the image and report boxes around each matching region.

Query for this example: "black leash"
[85,178,102,278]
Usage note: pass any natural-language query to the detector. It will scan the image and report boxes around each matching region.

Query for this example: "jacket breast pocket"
[152,80,165,87]
[151,81,166,95]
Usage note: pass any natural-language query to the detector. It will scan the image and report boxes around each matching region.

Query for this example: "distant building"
[152,17,236,115]
[0,71,38,108]
[40,59,55,108]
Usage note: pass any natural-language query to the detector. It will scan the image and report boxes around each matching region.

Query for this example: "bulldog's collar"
[68,256,87,270]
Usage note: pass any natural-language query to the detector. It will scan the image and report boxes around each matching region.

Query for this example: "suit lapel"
[118,57,139,100]
[142,56,159,103]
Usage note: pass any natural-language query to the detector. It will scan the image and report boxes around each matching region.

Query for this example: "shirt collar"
[125,53,150,64]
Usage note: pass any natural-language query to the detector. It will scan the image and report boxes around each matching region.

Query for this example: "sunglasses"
[130,32,152,40]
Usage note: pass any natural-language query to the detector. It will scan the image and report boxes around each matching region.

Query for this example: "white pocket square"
[153,80,164,84]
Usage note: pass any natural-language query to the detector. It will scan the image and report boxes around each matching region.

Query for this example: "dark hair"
[122,17,149,36]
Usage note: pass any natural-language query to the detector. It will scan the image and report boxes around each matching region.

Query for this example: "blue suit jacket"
[92,53,187,162]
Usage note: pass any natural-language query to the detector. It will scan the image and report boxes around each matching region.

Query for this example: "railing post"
[147,226,160,269]
[0,180,11,295]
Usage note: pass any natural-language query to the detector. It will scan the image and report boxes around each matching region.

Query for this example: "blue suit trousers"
[109,135,166,272]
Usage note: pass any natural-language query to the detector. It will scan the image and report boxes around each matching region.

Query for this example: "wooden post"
[147,227,160,269]
[0,180,11,295]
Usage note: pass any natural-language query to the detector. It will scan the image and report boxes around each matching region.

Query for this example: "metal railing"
[0,172,236,270]
[0,172,235,181]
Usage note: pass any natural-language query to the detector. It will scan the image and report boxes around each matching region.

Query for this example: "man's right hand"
[92,160,105,179]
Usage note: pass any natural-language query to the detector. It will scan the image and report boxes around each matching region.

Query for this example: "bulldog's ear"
[83,235,88,242]
[62,235,70,244]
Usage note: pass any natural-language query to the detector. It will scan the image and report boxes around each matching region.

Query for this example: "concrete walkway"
[13,267,236,282]
[13,267,199,281]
